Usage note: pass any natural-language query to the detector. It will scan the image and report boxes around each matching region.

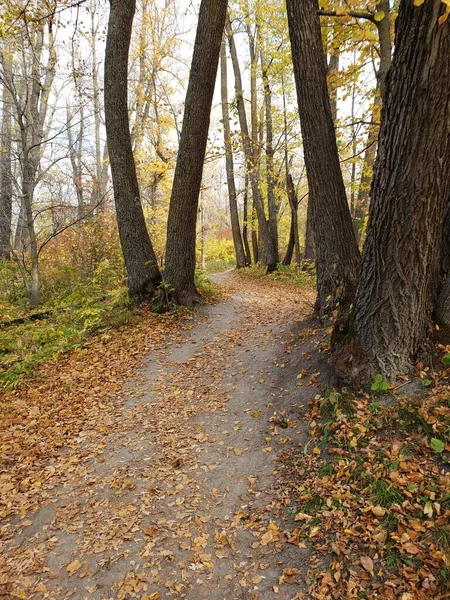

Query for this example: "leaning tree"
[163,0,228,306]
[286,0,360,317]
[105,0,161,303]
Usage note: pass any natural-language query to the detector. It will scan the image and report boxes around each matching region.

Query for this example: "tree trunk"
[335,0,450,382]
[242,175,252,265]
[163,0,228,305]
[220,39,246,269]
[327,51,340,123]
[226,15,278,272]
[261,50,278,262]
[354,94,381,242]
[287,0,360,316]
[105,0,161,302]
[304,197,315,261]
[282,174,300,266]
[0,74,12,260]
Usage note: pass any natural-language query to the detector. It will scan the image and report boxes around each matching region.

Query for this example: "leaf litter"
[3,269,447,600]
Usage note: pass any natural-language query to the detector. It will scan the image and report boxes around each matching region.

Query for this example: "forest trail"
[1,272,322,600]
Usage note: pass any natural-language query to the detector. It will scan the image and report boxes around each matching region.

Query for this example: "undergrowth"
[280,377,450,599]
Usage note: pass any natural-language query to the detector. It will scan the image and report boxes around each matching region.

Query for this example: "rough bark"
[303,197,315,261]
[220,39,246,269]
[163,0,228,305]
[335,0,450,382]
[226,15,278,272]
[0,69,12,260]
[105,0,161,302]
[433,192,450,332]
[287,0,360,316]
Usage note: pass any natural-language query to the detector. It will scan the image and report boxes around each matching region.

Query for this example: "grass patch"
[369,479,405,508]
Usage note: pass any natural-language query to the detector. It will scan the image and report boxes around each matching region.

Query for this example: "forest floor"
[0,270,322,600]
[1,271,449,600]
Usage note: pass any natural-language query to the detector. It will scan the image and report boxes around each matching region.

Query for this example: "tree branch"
[318,9,375,23]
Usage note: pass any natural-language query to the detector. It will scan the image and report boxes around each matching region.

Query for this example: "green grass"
[0,286,134,390]
[369,479,405,508]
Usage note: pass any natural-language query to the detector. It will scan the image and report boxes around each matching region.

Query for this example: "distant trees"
[220,39,247,269]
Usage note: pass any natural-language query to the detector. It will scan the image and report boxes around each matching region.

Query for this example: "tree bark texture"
[220,39,246,269]
[163,0,228,305]
[303,197,315,262]
[336,0,450,381]
[287,0,360,316]
[105,0,161,302]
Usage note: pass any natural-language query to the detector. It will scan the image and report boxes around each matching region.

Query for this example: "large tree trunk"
[335,0,450,382]
[220,39,246,269]
[287,0,360,317]
[0,73,12,260]
[163,0,228,305]
[226,15,278,272]
[105,0,161,302]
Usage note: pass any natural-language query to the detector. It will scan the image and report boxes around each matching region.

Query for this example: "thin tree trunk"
[355,1,392,241]
[327,51,339,123]
[287,0,360,315]
[220,39,246,269]
[261,50,278,261]
[0,69,12,260]
[282,174,300,266]
[226,15,277,272]
[335,0,450,382]
[242,174,251,265]
[90,2,107,209]
[163,0,228,305]
[105,0,161,302]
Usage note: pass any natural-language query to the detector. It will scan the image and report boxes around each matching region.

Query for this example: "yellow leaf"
[374,10,385,21]
[414,0,425,4]
[67,559,82,575]
[371,505,386,517]
[261,530,274,545]
[294,512,313,522]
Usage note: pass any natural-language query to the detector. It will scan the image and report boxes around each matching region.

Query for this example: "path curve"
[1,272,319,600]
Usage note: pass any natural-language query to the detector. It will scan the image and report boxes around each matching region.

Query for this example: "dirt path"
[1,272,323,600]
